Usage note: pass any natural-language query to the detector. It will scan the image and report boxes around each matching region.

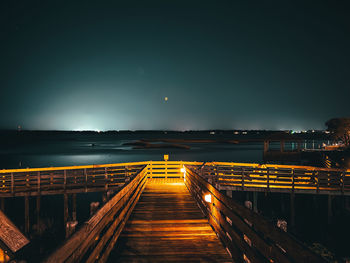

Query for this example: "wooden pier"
[107,179,231,262]
[1,160,348,262]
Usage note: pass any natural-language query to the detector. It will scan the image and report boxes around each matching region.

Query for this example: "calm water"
[0,131,327,169]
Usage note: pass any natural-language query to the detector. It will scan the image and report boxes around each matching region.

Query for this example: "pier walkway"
[107,179,231,262]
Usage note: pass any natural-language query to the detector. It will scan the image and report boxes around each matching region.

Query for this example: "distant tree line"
[325,118,350,147]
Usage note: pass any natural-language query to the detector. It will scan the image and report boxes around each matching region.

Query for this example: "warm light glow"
[180,167,186,173]
[205,194,212,203]
[164,97,168,101]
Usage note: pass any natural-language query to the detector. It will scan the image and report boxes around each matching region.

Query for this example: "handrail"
[0,164,146,197]
[184,166,326,263]
[190,163,350,195]
[1,160,349,197]
[45,166,148,263]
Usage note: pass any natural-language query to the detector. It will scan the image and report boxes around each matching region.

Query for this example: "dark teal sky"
[1,1,349,131]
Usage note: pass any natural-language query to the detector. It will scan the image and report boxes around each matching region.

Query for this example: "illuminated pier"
[1,161,348,262]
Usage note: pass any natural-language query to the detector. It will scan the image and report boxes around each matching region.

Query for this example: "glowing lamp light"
[181,167,186,182]
[205,194,212,203]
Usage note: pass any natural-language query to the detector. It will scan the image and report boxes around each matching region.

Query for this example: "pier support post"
[297,141,301,151]
[0,198,4,212]
[90,202,100,216]
[290,193,295,228]
[253,192,258,213]
[24,196,30,235]
[313,195,318,211]
[345,196,350,212]
[328,195,333,224]
[102,192,108,204]
[36,195,41,234]
[226,190,232,198]
[64,194,69,237]
[277,219,287,232]
[280,140,285,152]
[66,221,78,238]
[263,141,269,153]
[281,194,286,215]
[72,194,77,221]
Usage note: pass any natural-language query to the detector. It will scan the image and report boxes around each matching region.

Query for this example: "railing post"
[214,165,218,188]
[84,168,87,192]
[180,161,183,178]
[26,173,29,189]
[241,167,245,191]
[267,167,270,192]
[37,171,41,194]
[64,170,67,191]
[165,161,168,179]
[125,166,130,182]
[11,172,14,195]
[292,169,295,193]
[105,167,108,192]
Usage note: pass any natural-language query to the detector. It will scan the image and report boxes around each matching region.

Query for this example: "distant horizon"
[1,128,327,132]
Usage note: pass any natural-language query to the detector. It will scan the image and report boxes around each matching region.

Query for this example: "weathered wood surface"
[184,167,326,263]
[107,179,232,262]
[0,210,29,253]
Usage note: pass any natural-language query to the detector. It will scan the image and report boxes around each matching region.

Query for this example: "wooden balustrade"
[25,161,345,262]
[0,163,146,197]
[45,166,148,263]
[0,161,349,197]
[184,166,326,263]
[190,162,350,195]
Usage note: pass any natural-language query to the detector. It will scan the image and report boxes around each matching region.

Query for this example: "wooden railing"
[0,161,349,197]
[193,162,350,195]
[184,166,326,263]
[40,161,344,262]
[147,161,183,178]
[45,166,148,263]
[0,163,146,197]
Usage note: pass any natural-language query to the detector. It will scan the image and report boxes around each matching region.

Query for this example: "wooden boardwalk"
[107,179,232,262]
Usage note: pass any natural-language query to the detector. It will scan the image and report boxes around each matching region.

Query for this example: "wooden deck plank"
[107,181,232,262]
[0,210,29,253]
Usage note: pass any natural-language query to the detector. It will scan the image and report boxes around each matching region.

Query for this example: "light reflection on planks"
[107,179,232,262]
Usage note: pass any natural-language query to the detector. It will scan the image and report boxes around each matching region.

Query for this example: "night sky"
[1,1,349,131]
